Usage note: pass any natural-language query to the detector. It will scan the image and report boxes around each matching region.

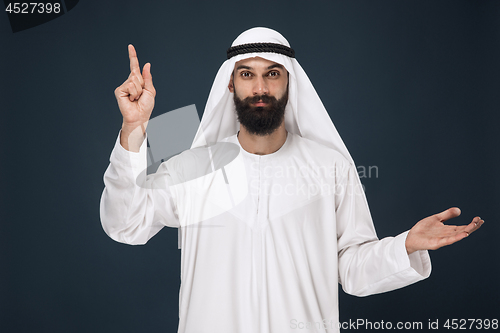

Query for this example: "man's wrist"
[120,122,147,152]
[405,232,416,255]
[406,246,416,255]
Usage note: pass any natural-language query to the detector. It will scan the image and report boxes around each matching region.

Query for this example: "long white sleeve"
[336,163,431,296]
[100,131,180,245]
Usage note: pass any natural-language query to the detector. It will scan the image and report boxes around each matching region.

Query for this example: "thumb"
[435,207,461,222]
[142,63,155,93]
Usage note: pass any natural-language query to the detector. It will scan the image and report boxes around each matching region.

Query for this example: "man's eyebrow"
[267,64,284,70]
[267,64,285,70]
[235,65,252,71]
[235,64,285,71]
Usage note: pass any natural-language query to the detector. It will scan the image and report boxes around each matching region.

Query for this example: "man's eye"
[268,71,279,77]
[241,72,251,77]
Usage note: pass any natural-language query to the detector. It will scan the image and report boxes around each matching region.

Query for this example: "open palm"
[405,207,484,254]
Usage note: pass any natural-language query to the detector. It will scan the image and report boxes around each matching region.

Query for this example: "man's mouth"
[253,101,267,107]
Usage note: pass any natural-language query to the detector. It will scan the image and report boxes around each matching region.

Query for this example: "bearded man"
[100,27,483,333]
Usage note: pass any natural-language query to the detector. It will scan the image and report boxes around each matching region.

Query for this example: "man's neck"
[237,124,288,155]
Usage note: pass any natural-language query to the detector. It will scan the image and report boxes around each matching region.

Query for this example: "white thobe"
[100,130,431,333]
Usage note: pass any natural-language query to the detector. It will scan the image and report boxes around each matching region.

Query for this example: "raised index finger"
[128,44,140,73]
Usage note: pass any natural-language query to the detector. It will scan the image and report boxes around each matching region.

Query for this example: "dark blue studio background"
[1,1,499,332]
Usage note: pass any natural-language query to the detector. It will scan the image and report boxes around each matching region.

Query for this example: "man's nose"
[253,77,269,95]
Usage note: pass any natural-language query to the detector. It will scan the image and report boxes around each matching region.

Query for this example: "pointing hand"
[114,45,156,151]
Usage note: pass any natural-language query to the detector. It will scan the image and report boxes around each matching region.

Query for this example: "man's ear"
[228,74,234,93]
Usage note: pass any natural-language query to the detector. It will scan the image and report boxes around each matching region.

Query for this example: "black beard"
[233,87,288,136]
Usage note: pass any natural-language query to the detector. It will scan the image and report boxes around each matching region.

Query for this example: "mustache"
[243,94,276,104]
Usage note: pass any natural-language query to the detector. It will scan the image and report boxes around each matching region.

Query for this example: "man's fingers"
[129,71,144,87]
[439,232,469,248]
[435,207,461,222]
[473,216,484,226]
[463,217,484,235]
[130,76,143,99]
[445,217,484,241]
[143,63,155,95]
[116,74,144,102]
[127,81,138,102]
[128,44,140,73]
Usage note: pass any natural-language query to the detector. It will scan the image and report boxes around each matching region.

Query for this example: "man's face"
[228,57,289,136]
